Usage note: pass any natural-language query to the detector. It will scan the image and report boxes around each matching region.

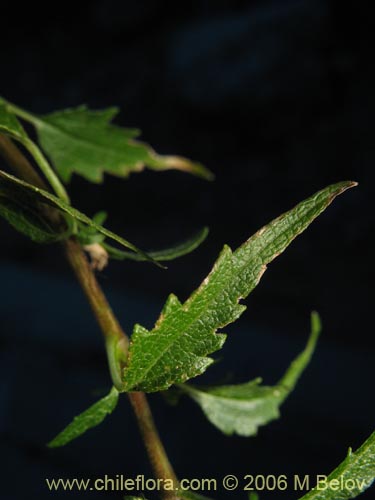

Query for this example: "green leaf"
[121,182,356,393]
[0,101,71,202]
[178,313,321,437]
[77,211,108,246]
[248,494,259,500]
[298,431,375,500]
[0,189,67,243]
[48,387,119,447]
[0,102,27,140]
[14,105,213,183]
[0,170,160,265]
[104,227,209,262]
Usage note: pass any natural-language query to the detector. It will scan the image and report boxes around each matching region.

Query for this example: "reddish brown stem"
[129,392,179,496]
[64,238,127,343]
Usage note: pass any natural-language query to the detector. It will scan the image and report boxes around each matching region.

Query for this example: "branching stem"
[0,132,180,500]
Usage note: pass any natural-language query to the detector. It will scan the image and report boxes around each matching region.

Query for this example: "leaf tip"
[160,155,215,181]
[336,180,358,194]
[310,311,322,338]
[47,438,61,449]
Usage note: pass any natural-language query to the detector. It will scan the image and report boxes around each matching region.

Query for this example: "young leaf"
[104,227,209,262]
[76,211,108,246]
[178,313,320,437]
[121,182,356,393]
[48,387,119,447]
[298,431,375,500]
[7,104,213,183]
[0,170,159,265]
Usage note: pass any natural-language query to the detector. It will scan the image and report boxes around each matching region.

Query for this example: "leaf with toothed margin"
[121,182,356,393]
[178,313,320,437]
[7,104,213,183]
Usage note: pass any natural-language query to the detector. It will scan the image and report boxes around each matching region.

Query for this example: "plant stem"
[0,133,180,500]
[129,392,179,496]
[0,99,43,126]
[0,134,48,190]
[1,98,70,203]
[64,238,127,343]
[23,137,71,203]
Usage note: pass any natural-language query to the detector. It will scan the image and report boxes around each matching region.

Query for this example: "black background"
[0,1,374,499]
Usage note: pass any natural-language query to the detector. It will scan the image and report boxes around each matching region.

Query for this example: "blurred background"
[0,1,374,498]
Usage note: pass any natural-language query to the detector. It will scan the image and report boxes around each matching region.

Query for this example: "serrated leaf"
[178,313,320,437]
[298,431,375,500]
[0,170,159,265]
[48,387,119,447]
[121,182,356,393]
[104,227,209,262]
[20,105,213,183]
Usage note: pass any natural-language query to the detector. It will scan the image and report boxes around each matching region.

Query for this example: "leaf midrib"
[37,117,146,169]
[125,198,329,390]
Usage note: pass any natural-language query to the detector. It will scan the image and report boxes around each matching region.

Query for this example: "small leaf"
[0,170,160,265]
[77,212,108,246]
[121,182,356,392]
[298,431,375,499]
[104,227,209,262]
[0,102,27,140]
[178,313,320,437]
[249,494,259,500]
[18,105,213,183]
[48,387,119,447]
[0,192,67,243]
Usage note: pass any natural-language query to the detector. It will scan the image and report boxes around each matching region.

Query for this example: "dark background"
[0,1,374,499]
